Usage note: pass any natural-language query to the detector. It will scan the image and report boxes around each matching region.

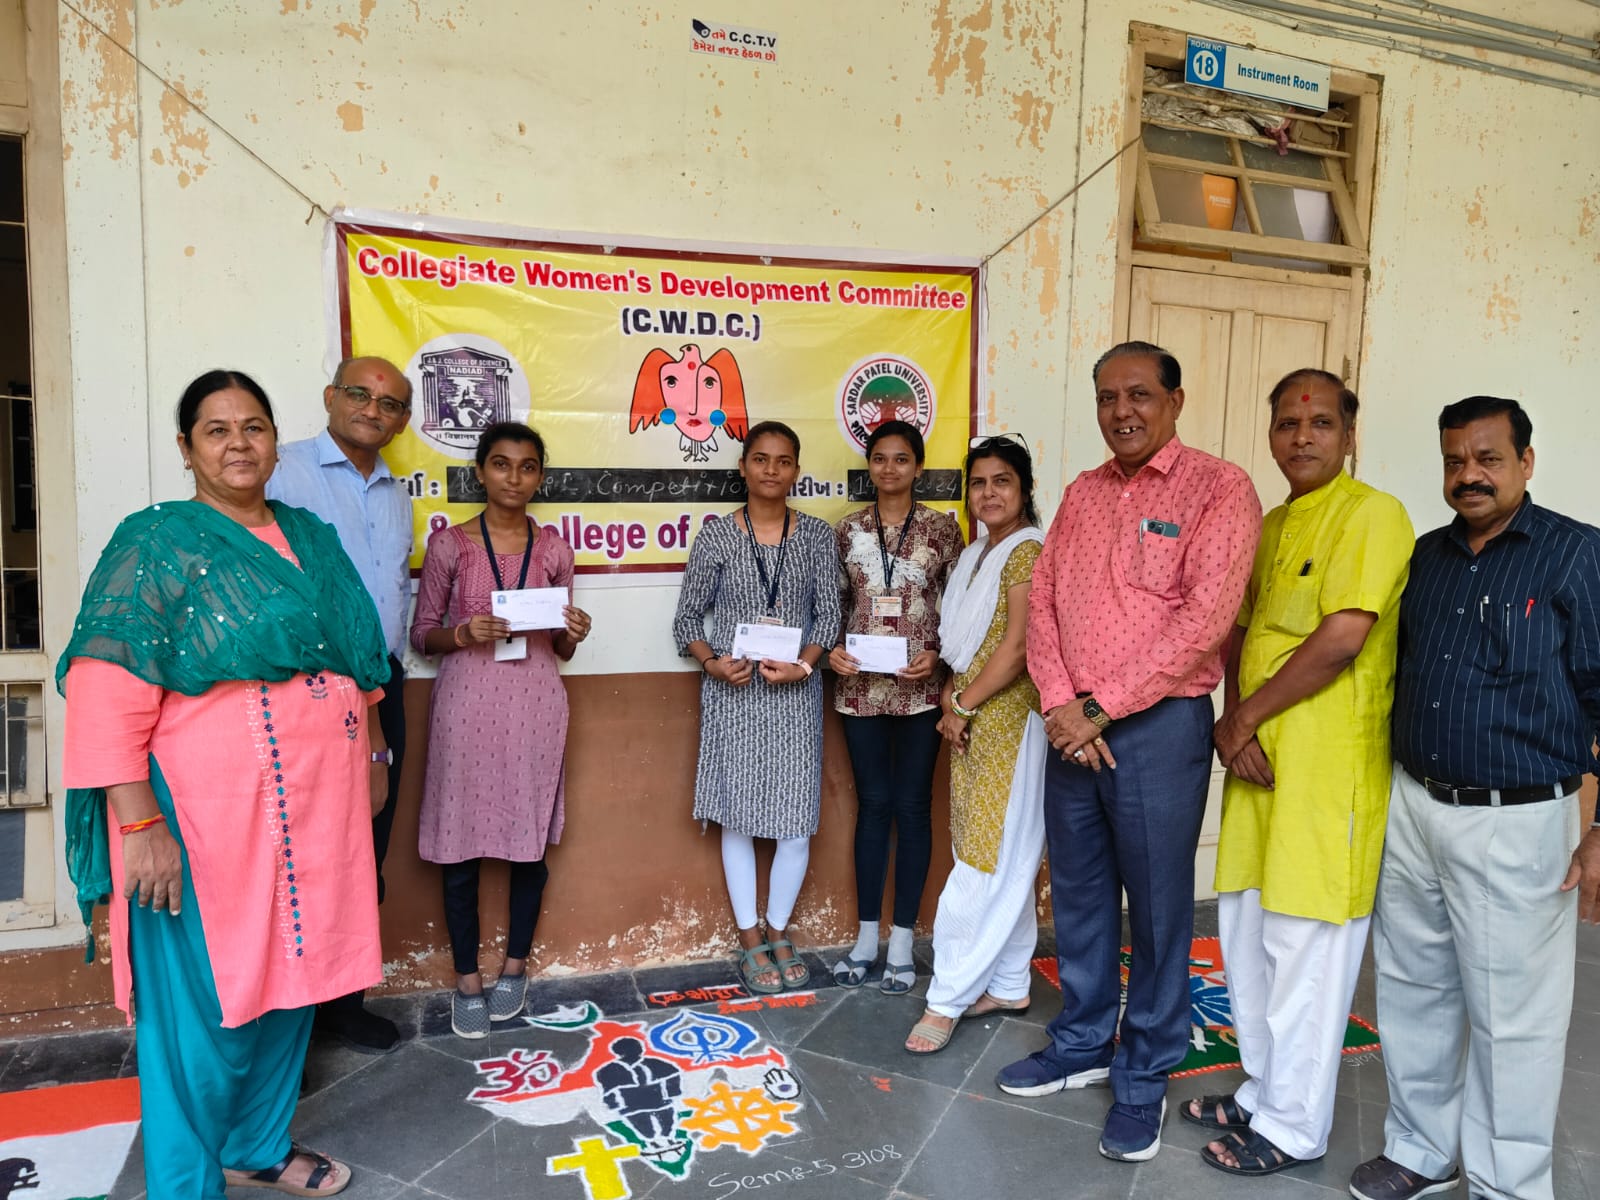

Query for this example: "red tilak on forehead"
[1300,393,1310,403]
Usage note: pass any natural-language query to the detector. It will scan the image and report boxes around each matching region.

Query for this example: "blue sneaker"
[995,1051,1112,1097]
[1098,1098,1166,1162]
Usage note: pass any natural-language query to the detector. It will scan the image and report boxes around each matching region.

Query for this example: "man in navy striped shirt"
[1351,396,1600,1200]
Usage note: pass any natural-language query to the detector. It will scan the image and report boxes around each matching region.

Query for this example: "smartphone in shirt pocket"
[1121,517,1184,594]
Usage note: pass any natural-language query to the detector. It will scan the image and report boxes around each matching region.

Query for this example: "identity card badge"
[494,636,529,662]
[870,594,904,620]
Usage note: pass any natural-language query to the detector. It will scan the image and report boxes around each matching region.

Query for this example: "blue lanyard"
[479,513,534,592]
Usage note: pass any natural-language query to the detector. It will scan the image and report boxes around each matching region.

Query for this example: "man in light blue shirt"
[268,355,414,1053]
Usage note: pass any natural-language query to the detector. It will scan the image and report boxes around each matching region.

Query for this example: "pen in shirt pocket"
[1299,559,1313,576]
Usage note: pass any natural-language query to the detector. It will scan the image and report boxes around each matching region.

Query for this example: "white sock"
[887,924,915,965]
[850,920,880,962]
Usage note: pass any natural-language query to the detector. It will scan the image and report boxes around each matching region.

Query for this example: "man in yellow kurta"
[1181,370,1413,1180]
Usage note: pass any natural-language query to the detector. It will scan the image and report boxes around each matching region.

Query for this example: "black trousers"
[441,858,551,977]
[323,654,406,1015]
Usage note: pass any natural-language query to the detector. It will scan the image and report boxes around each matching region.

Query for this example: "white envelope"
[846,633,909,674]
[491,586,569,631]
[730,622,803,663]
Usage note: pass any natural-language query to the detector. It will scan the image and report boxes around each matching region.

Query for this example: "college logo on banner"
[836,354,935,453]
[329,212,980,573]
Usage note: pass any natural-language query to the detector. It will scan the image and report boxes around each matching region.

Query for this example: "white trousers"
[1374,764,1578,1200]
[925,713,1047,1019]
[1218,889,1369,1160]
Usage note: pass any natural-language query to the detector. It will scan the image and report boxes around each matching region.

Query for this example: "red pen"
[1525,598,1535,618]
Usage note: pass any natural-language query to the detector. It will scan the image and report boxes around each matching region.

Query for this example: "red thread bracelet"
[119,814,166,835]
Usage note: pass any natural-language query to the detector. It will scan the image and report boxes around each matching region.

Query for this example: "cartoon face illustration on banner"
[629,344,749,463]
[406,334,533,459]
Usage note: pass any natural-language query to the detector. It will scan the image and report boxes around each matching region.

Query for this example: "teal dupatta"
[56,500,391,958]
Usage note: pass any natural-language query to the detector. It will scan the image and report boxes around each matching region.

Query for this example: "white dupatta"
[937,525,1044,674]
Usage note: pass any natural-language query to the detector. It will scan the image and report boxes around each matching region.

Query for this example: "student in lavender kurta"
[60,370,392,1199]
[411,422,591,1040]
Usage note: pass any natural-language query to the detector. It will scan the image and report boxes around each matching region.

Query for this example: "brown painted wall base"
[0,671,977,1033]
[3,670,1590,1035]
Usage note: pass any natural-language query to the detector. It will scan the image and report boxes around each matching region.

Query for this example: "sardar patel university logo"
[835,354,935,453]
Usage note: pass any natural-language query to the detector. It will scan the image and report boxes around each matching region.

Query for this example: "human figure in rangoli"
[596,1038,684,1153]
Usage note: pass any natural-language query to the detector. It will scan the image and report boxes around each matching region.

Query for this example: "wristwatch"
[370,749,394,766]
[1081,696,1112,730]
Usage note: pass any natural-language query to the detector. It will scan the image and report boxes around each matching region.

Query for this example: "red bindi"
[1300,393,1310,403]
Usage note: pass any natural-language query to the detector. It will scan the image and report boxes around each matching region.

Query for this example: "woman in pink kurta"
[59,370,391,1200]
[411,422,591,1037]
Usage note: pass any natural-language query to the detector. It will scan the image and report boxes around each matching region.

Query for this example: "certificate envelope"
[491,587,568,631]
[730,623,803,663]
[846,633,909,674]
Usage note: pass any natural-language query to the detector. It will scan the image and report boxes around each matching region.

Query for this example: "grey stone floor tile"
[1566,1016,1600,1078]
[533,970,644,1019]
[224,1164,409,1200]
[412,1122,556,1199]
[364,993,428,1042]
[1576,921,1600,967]
[633,957,767,1003]
[899,1092,1135,1200]
[796,983,1000,1091]
[0,1026,133,1088]
[290,1042,495,1183]
[757,1046,959,1192]
[1554,1147,1590,1200]
[302,1038,383,1101]
[962,1016,1114,1128]
[742,987,848,1045]
[1333,1050,1390,1106]
[1578,962,1600,1016]
[1569,1151,1600,1199]
[1559,1069,1600,1155]
[1128,1142,1346,1197]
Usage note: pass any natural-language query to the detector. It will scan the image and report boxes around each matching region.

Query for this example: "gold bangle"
[453,623,468,648]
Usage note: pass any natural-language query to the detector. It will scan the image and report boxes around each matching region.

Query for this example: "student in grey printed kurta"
[670,422,842,993]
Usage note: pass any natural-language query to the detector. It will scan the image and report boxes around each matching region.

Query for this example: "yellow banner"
[334,218,979,571]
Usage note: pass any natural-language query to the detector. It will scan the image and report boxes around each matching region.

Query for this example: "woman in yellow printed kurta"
[905,436,1048,1055]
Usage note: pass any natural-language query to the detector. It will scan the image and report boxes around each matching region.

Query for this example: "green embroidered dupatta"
[56,500,391,956]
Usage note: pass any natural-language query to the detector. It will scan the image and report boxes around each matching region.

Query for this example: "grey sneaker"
[488,973,528,1023]
[452,989,490,1040]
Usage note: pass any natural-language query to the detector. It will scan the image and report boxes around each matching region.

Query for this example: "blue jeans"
[840,709,942,929]
[1039,695,1213,1106]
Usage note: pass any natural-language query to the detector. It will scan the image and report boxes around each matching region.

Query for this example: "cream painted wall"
[53,0,1599,668]
[16,0,1594,960]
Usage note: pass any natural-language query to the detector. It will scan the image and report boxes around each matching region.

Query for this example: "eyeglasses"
[334,384,411,418]
[969,432,1030,451]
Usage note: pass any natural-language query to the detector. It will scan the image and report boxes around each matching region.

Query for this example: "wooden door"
[1126,266,1353,898]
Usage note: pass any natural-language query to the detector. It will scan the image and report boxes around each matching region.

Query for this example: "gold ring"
[1094,736,1105,745]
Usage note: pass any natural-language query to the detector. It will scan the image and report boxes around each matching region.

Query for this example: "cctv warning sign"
[690,18,778,64]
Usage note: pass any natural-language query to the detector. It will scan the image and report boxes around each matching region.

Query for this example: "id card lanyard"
[480,514,534,656]
[742,506,791,620]
[874,503,915,591]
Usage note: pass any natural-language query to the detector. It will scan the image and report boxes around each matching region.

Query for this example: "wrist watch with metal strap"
[1082,696,1112,730]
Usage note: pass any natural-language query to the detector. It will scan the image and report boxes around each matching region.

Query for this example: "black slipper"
[1179,1091,1253,1131]
[1200,1129,1321,1177]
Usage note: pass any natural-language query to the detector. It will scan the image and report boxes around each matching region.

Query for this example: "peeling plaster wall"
[18,0,1595,1001]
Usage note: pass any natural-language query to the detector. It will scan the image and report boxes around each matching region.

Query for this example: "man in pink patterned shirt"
[996,341,1262,1163]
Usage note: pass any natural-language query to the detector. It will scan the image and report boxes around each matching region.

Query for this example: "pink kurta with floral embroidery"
[61,523,383,1028]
